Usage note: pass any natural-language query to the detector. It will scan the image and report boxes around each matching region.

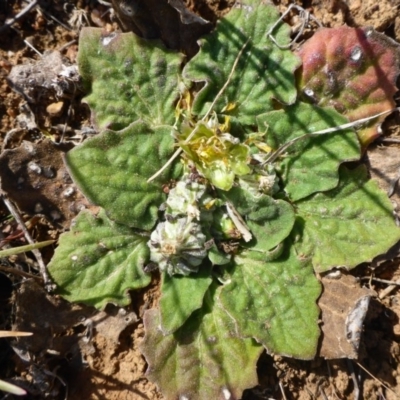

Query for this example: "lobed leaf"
[47,209,151,309]
[141,289,262,400]
[258,102,360,201]
[218,246,321,359]
[66,121,181,230]
[78,28,184,130]
[293,165,400,273]
[297,27,400,146]
[159,264,213,334]
[183,0,300,127]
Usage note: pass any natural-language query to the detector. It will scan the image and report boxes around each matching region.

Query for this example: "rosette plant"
[48,1,400,398]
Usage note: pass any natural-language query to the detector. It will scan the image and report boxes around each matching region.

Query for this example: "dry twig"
[1,196,54,290]
[356,361,396,396]
[0,0,39,33]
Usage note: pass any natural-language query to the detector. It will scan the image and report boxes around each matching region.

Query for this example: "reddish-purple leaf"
[297,27,400,147]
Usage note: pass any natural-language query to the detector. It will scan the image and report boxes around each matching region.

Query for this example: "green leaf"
[66,121,181,230]
[47,209,151,309]
[141,289,263,400]
[293,165,400,273]
[78,28,184,130]
[220,187,295,254]
[183,0,300,126]
[258,102,360,201]
[208,244,232,265]
[159,264,213,334]
[218,246,321,359]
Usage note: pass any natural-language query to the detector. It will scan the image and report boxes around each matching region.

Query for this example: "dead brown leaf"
[318,273,376,359]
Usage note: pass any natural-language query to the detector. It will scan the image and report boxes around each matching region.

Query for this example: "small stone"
[46,101,64,116]
[50,210,61,220]
[28,162,42,174]
[43,166,55,178]
[393,323,400,337]
[34,203,43,213]
[63,186,75,197]
[23,141,35,154]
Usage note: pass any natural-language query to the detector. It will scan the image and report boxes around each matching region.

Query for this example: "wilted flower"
[148,217,208,276]
[165,176,208,220]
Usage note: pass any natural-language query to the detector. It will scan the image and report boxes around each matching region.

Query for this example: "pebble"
[46,101,64,116]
